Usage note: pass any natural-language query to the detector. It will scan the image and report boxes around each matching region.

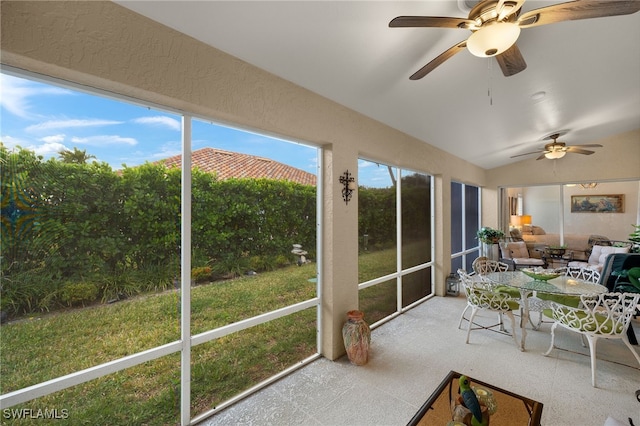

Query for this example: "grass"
[0,248,417,424]
[0,263,318,424]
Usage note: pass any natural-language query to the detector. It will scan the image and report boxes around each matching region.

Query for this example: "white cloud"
[0,135,68,159]
[26,119,123,132]
[40,134,66,144]
[0,135,30,149]
[71,135,137,146]
[133,116,181,131]
[33,142,69,157]
[0,74,72,119]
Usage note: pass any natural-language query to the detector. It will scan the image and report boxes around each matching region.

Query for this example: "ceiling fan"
[510,132,603,160]
[389,0,640,80]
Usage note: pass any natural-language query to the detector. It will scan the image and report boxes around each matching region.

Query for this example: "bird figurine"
[459,375,487,426]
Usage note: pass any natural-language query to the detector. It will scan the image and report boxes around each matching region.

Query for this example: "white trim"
[191,298,319,347]
[315,148,324,355]
[0,341,181,409]
[180,116,193,425]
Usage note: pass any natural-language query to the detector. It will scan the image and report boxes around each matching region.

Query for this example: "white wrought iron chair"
[531,266,602,329]
[472,256,509,276]
[457,269,522,350]
[471,257,512,330]
[565,266,601,283]
[543,292,640,387]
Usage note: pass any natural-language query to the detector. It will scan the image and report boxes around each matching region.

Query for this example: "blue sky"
[1,72,392,187]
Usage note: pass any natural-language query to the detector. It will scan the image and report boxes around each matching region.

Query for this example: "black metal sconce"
[339,170,356,205]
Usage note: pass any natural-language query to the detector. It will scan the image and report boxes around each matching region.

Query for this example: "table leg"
[519,289,529,351]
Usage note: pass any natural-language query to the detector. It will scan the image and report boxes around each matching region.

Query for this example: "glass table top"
[407,370,543,426]
[486,271,607,296]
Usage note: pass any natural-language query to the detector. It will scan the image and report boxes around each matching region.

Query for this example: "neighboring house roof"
[158,147,316,186]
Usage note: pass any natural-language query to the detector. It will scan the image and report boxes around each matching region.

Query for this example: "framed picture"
[571,194,624,213]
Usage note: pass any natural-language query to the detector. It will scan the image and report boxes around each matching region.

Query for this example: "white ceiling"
[117,1,640,169]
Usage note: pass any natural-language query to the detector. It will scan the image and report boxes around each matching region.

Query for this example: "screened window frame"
[0,68,323,425]
[356,160,435,328]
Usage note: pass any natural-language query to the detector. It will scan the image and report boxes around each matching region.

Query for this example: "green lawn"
[1,263,318,424]
[0,248,410,424]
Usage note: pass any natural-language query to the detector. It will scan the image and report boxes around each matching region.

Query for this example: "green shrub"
[211,254,251,279]
[275,254,291,268]
[60,282,99,307]
[191,266,212,283]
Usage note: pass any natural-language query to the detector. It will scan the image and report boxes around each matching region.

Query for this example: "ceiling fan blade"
[536,153,548,160]
[565,147,596,155]
[517,0,640,28]
[571,143,603,148]
[410,41,467,80]
[510,150,544,158]
[389,16,474,29]
[495,43,527,77]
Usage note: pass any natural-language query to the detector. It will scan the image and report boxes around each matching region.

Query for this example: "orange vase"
[342,310,371,365]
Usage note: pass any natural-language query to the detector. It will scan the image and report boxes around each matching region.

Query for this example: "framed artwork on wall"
[570,194,624,213]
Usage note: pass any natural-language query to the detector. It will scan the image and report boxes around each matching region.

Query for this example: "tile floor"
[198,294,640,426]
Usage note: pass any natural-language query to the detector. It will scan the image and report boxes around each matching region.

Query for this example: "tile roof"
[158,147,316,186]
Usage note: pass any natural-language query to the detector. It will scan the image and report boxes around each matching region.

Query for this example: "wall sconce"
[339,170,356,205]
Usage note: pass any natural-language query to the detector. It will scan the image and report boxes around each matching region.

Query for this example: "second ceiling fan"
[390,0,640,80]
[510,132,603,160]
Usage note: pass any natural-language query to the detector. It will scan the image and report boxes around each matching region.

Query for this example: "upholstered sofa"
[509,227,609,261]
[568,244,631,272]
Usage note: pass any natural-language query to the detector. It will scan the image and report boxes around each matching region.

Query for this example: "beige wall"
[2,1,638,359]
[509,181,639,241]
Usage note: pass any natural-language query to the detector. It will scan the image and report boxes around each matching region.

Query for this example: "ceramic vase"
[342,310,371,365]
[482,242,500,261]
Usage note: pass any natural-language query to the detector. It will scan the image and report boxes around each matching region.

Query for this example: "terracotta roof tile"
[158,147,316,186]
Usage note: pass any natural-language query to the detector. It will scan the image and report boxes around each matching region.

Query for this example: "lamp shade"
[466,22,520,57]
[521,215,532,225]
[510,215,522,226]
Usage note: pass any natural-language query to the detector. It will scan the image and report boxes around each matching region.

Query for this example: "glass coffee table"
[407,371,543,426]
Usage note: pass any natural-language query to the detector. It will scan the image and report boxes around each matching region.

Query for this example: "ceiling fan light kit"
[510,132,603,161]
[466,22,520,57]
[390,0,640,79]
[544,150,566,160]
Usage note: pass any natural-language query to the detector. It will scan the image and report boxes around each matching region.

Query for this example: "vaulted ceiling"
[117,1,640,169]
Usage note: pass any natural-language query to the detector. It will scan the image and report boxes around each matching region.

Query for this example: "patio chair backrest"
[563,266,600,283]
[472,257,509,275]
[550,292,640,337]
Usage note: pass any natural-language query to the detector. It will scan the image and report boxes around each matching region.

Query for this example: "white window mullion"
[396,169,403,312]
[181,116,192,426]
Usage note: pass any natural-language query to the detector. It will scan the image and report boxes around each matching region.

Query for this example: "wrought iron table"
[486,271,607,350]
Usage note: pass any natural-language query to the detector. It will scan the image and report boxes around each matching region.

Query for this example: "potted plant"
[476,227,505,260]
[476,227,505,244]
